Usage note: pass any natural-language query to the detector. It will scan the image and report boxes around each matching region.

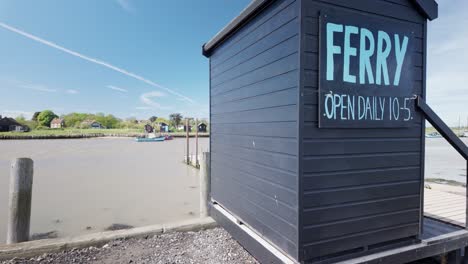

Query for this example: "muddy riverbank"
[0,132,208,140]
[0,138,209,243]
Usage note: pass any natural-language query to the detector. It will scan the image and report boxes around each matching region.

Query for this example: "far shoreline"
[0,132,209,140]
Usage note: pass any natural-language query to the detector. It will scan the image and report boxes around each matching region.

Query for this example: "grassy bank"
[0,129,209,140]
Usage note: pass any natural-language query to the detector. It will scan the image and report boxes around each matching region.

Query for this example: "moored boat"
[135,136,165,142]
[426,132,442,138]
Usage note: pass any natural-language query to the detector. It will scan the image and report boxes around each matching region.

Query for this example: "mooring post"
[200,152,211,217]
[7,158,34,244]
[186,119,190,165]
[196,119,199,168]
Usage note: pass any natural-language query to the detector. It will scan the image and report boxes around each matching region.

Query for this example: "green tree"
[16,115,26,124]
[95,114,120,129]
[16,116,38,131]
[37,110,58,127]
[169,113,183,129]
[149,116,158,123]
[32,112,41,121]
[63,113,89,128]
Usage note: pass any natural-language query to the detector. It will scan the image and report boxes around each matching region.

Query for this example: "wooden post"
[446,249,462,264]
[7,158,33,244]
[186,119,190,165]
[196,119,199,168]
[200,152,211,217]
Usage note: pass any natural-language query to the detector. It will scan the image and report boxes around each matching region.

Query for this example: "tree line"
[15,111,207,131]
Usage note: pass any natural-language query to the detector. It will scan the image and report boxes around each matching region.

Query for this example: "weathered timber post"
[186,119,190,165]
[195,119,199,168]
[200,152,211,217]
[7,158,34,244]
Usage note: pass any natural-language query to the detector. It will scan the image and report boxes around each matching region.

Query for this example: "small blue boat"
[135,136,165,142]
[426,132,442,138]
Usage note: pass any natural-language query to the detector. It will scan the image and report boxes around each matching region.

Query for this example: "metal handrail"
[417,96,468,229]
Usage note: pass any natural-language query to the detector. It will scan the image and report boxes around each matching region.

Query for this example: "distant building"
[197,123,207,133]
[50,118,65,129]
[0,116,27,132]
[160,122,169,133]
[81,120,105,129]
[184,125,192,132]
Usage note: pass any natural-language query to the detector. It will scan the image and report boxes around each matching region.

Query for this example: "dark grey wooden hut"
[203,0,437,263]
[198,123,207,133]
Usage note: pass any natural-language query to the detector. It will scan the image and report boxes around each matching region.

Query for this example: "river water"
[425,137,468,183]
[0,138,209,243]
[0,137,465,243]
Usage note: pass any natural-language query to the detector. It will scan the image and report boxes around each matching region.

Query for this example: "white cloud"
[107,85,128,93]
[116,0,135,13]
[66,89,79,94]
[1,110,34,119]
[426,0,468,125]
[140,91,165,108]
[0,22,194,103]
[20,83,56,93]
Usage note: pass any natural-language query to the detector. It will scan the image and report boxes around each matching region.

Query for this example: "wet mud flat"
[0,138,209,242]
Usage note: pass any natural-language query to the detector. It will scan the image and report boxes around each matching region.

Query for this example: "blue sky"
[0,0,251,120]
[0,0,466,125]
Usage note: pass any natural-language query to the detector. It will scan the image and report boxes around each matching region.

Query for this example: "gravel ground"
[0,228,444,264]
[0,228,258,264]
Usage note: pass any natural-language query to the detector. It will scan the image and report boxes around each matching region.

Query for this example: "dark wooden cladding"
[209,0,300,259]
[299,0,425,261]
[212,169,298,225]
[303,166,421,189]
[205,0,431,262]
[303,195,420,225]
[211,88,297,114]
[212,152,298,190]
[302,181,421,208]
[303,153,420,173]
[212,178,298,255]
[211,134,298,155]
[211,53,298,96]
[305,0,424,23]
[211,122,297,138]
[302,223,419,259]
[303,124,422,138]
[302,209,420,243]
[303,138,421,155]
[211,23,300,80]
[212,143,298,174]
[211,70,298,105]
[210,0,299,66]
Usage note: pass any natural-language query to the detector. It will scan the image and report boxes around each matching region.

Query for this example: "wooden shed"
[198,123,208,133]
[202,0,451,263]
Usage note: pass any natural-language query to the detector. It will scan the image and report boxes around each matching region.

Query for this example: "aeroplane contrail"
[0,22,195,103]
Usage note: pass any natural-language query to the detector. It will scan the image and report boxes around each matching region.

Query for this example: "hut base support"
[211,202,297,264]
[212,201,468,264]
